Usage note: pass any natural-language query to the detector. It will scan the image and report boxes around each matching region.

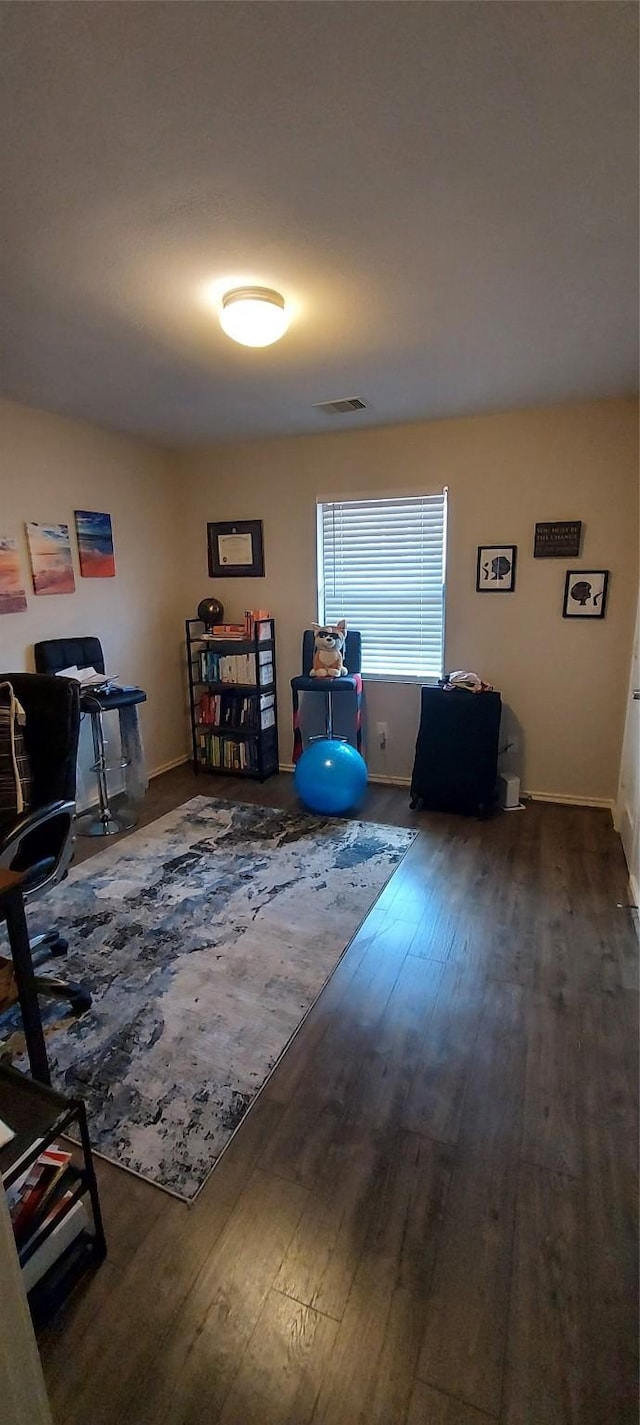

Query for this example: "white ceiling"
[0,1,637,445]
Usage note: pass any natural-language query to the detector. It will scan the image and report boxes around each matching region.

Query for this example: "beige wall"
[1,396,636,806]
[179,398,639,804]
[0,399,186,795]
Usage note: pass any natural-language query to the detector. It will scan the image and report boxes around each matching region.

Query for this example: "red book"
[11,1146,72,1243]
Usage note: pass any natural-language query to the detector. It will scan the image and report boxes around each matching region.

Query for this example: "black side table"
[0,1061,107,1327]
[410,686,502,816]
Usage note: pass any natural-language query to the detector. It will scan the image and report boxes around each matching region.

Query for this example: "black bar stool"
[34,637,147,837]
[291,630,363,761]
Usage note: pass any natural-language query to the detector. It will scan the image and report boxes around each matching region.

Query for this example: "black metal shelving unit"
[0,1064,106,1328]
[186,617,279,782]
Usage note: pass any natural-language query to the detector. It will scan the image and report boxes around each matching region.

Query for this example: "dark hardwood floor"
[39,766,638,1424]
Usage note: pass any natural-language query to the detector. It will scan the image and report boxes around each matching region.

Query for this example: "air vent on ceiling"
[313,396,367,416]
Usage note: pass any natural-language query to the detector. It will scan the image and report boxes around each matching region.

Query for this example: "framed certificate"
[207,520,265,578]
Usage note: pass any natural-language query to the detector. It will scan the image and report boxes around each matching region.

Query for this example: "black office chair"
[34,636,147,838]
[0,672,90,1016]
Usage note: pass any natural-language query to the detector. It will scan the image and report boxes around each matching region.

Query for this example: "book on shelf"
[198,690,275,730]
[200,623,247,640]
[197,729,275,774]
[245,611,272,639]
[199,650,274,686]
[22,1199,91,1294]
[8,1143,74,1247]
[5,1140,87,1291]
[198,615,272,642]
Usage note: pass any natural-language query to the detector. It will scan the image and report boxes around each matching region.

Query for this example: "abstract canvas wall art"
[25,522,76,595]
[0,537,27,613]
[74,510,116,578]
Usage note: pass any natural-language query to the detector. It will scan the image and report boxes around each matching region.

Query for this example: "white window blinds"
[317,491,447,680]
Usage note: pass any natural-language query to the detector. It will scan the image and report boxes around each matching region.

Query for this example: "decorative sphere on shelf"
[197,597,224,630]
[294,739,368,815]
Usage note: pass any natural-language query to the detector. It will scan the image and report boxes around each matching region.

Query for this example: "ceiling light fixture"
[220,287,288,347]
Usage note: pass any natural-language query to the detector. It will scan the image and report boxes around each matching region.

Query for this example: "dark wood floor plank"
[457,978,526,1160]
[520,987,583,1178]
[38,1260,121,1386]
[218,1289,338,1425]
[260,914,419,1187]
[46,1095,286,1423]
[125,1168,308,1425]
[274,955,443,1319]
[416,1149,515,1418]
[581,1113,639,1425]
[38,774,638,1425]
[39,1160,166,1382]
[407,1380,498,1424]
[503,1163,589,1425]
[578,989,639,1132]
[401,958,485,1145]
[310,1130,451,1425]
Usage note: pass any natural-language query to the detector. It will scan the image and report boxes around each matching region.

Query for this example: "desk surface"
[0,868,25,897]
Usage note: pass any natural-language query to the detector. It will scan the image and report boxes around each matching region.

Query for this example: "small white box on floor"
[497,773,521,809]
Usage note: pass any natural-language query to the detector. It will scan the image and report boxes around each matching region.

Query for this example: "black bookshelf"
[0,1064,106,1328]
[186,617,279,782]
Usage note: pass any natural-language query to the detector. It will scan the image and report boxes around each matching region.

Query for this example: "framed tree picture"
[476,545,517,592]
[207,520,265,578]
[562,569,609,619]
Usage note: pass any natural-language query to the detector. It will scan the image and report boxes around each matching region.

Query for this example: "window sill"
[361,674,441,686]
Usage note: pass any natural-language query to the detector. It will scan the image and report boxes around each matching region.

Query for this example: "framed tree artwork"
[476,545,517,592]
[562,569,609,619]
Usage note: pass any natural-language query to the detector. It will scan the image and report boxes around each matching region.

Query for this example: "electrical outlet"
[376,721,388,750]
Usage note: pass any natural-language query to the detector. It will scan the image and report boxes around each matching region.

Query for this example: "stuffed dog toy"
[310,621,348,678]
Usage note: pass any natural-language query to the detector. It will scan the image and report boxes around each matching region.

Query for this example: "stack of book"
[197,733,264,773]
[244,611,271,639]
[199,649,274,686]
[198,691,275,730]
[7,1141,90,1292]
[199,615,272,642]
[200,623,247,640]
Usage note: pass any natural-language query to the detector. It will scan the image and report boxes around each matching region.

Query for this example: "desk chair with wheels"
[0,672,90,1017]
[291,629,363,761]
[34,636,147,837]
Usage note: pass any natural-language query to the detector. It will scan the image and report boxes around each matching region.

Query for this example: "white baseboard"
[77,752,190,811]
[278,762,411,789]
[149,753,190,779]
[522,789,614,811]
[367,772,412,787]
[281,766,613,810]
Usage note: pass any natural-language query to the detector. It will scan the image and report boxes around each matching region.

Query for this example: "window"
[317,490,447,681]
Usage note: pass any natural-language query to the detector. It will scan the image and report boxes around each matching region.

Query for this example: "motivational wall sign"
[533,520,582,558]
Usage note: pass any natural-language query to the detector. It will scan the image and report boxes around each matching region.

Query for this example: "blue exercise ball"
[295,739,368,815]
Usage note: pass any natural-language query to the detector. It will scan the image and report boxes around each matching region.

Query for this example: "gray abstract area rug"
[18,797,415,1200]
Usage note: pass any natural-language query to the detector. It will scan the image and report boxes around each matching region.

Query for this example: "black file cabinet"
[410,686,502,816]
